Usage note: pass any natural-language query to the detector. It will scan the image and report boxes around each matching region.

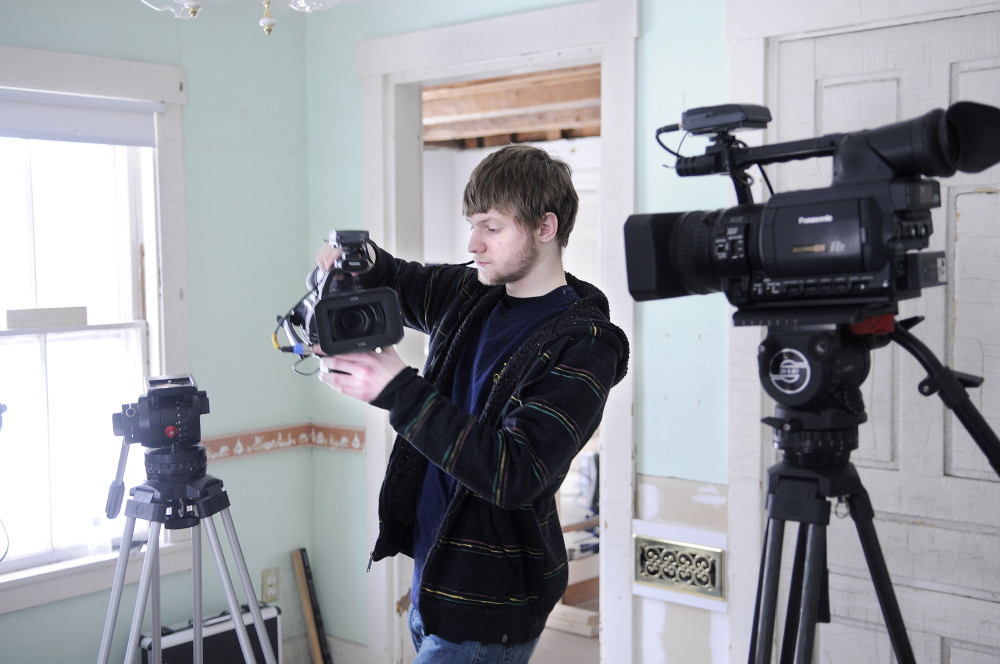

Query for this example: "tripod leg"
[193,523,203,664]
[753,517,786,664]
[778,525,809,664]
[793,523,825,664]
[152,542,162,664]
[97,516,137,664]
[850,493,917,664]
[220,508,279,664]
[203,514,259,664]
[123,521,162,664]
[747,519,772,663]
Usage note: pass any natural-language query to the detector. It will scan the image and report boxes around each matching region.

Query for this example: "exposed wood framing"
[422,64,601,148]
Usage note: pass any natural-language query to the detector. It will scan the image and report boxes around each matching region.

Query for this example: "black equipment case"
[139,604,281,664]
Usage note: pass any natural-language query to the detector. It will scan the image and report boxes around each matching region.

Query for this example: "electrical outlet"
[261,567,279,603]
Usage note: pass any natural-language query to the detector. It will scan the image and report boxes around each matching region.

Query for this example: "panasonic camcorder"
[624,101,1000,326]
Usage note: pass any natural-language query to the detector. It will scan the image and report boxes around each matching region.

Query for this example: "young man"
[316,144,628,662]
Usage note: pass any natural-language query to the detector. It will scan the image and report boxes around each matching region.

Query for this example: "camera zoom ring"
[672,211,719,295]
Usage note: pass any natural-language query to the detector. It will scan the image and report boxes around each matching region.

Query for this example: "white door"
[766,12,1000,661]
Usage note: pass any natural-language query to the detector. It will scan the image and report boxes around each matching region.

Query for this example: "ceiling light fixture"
[139,0,340,34]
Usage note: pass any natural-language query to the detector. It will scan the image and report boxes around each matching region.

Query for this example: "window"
[0,46,187,611]
[0,137,156,573]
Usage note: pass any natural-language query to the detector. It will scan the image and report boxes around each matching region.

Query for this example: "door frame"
[355,1,637,661]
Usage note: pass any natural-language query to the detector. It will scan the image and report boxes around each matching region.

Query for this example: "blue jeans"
[408,604,539,663]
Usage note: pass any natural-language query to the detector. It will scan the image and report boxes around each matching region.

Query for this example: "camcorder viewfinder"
[273,230,404,362]
[624,101,1000,326]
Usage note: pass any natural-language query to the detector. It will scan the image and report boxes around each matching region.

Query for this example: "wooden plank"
[545,602,599,637]
[292,548,333,664]
[422,64,600,100]
[424,79,600,119]
[562,516,600,533]
[423,106,600,141]
[424,98,600,127]
[563,576,600,606]
[422,63,600,145]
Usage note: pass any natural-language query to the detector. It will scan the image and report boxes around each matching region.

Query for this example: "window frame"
[0,45,189,614]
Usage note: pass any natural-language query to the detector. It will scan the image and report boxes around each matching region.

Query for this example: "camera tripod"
[97,443,278,664]
[746,314,1000,664]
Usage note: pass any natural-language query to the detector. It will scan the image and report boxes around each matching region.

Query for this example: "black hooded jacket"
[362,244,629,645]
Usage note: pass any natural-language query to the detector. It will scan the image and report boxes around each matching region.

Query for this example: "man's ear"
[537,212,559,244]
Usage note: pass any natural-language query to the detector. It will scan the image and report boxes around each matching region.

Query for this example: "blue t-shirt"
[411,284,579,607]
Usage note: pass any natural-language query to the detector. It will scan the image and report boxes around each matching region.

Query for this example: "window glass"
[0,137,153,572]
[0,138,33,314]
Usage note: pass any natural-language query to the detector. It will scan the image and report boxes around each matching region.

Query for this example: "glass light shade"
[288,0,339,13]
[140,0,201,19]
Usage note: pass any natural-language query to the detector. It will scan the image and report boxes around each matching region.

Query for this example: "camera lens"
[336,304,384,338]
[625,205,761,301]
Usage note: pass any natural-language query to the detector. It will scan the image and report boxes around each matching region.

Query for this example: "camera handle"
[105,436,136,520]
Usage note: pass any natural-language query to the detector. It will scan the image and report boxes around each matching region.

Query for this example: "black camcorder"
[274,230,404,360]
[625,101,1000,326]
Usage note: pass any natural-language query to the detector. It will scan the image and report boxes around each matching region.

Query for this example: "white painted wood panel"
[767,11,1000,661]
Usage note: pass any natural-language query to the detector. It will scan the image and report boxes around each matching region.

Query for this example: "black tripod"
[97,443,278,664]
[746,315,1000,664]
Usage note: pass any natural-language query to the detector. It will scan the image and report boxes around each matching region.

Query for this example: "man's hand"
[317,346,407,403]
[316,242,341,273]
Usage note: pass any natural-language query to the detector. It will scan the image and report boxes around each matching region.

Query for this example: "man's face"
[466,209,538,287]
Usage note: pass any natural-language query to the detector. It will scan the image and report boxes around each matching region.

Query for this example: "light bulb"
[288,0,339,13]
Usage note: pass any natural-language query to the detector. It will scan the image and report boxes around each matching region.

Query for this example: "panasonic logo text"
[798,214,834,225]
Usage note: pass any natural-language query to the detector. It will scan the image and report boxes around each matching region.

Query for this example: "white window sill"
[0,539,193,615]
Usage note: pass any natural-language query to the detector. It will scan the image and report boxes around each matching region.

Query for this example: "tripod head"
[758,322,873,467]
[758,313,1000,475]
[105,375,222,526]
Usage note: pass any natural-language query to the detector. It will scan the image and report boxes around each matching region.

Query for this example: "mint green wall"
[0,1,318,661]
[635,0,731,484]
[0,0,732,658]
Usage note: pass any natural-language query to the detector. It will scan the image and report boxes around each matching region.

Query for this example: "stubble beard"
[477,233,539,287]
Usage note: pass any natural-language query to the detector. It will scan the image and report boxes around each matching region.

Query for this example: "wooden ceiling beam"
[423,98,599,126]
[421,64,602,147]
[423,106,600,142]
[422,64,600,101]
[424,78,600,119]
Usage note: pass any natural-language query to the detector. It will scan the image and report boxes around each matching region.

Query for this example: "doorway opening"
[420,64,603,661]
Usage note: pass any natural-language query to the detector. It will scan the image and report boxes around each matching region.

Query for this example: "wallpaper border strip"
[202,423,365,461]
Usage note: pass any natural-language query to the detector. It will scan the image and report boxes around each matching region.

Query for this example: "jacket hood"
[562,272,630,386]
